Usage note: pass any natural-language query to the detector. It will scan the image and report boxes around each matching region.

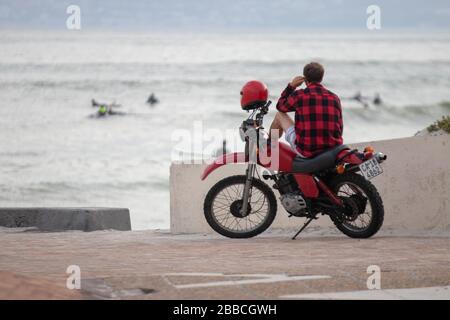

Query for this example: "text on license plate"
[359,157,383,180]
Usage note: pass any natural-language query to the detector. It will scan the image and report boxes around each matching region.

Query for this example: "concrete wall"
[0,208,131,231]
[170,135,450,234]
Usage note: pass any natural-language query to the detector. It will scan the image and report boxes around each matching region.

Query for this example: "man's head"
[303,62,324,84]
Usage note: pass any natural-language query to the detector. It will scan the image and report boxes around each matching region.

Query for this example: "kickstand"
[292,217,314,240]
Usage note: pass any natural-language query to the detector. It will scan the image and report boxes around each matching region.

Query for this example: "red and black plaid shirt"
[276,82,343,158]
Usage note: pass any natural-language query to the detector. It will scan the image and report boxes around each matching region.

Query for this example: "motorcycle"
[201,87,387,240]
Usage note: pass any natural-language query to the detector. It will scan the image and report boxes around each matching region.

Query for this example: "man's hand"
[289,76,305,88]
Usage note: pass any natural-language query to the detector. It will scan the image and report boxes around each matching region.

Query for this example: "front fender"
[201,152,247,180]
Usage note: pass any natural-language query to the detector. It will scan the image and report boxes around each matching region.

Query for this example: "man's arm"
[276,76,305,113]
[336,96,344,134]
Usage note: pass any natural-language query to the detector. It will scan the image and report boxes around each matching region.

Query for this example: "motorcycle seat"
[291,144,350,174]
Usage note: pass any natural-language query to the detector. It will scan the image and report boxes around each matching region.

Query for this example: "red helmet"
[240,80,268,110]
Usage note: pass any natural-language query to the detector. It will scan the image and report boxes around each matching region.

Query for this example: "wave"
[0,78,240,91]
[342,101,450,126]
[217,101,450,124]
[0,179,169,195]
[2,59,450,70]
[0,151,43,157]
[0,79,161,91]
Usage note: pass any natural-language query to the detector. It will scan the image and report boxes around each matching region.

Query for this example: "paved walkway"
[0,229,449,299]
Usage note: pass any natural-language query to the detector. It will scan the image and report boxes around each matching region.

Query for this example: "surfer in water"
[351,91,369,108]
[91,99,124,117]
[344,92,383,108]
[373,93,383,106]
[147,93,159,106]
[97,104,108,116]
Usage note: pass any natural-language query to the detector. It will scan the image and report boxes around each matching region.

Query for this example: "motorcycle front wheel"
[203,175,277,238]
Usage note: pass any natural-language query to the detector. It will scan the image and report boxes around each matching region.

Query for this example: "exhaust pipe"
[375,152,387,163]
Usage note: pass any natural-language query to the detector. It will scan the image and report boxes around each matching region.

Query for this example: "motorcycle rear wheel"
[328,173,384,238]
[203,175,277,238]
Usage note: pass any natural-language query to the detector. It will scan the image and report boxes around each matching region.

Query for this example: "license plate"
[359,157,383,180]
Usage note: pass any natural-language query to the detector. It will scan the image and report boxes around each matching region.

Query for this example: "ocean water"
[0,30,449,230]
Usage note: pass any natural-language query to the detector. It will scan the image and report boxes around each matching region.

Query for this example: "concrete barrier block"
[0,208,131,231]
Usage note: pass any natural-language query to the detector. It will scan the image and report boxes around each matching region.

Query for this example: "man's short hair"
[303,62,324,83]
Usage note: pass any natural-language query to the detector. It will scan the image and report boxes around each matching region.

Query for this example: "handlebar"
[254,100,272,126]
[239,100,272,141]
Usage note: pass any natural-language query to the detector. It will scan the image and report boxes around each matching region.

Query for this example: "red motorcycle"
[201,81,387,239]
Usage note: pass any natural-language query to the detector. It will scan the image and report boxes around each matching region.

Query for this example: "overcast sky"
[1,0,450,31]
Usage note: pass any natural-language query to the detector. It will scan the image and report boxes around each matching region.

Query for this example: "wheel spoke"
[210,181,271,234]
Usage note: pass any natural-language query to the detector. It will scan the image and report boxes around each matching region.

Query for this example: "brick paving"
[0,271,84,299]
[0,229,449,299]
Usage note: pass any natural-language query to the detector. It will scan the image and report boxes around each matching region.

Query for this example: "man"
[269,62,343,158]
